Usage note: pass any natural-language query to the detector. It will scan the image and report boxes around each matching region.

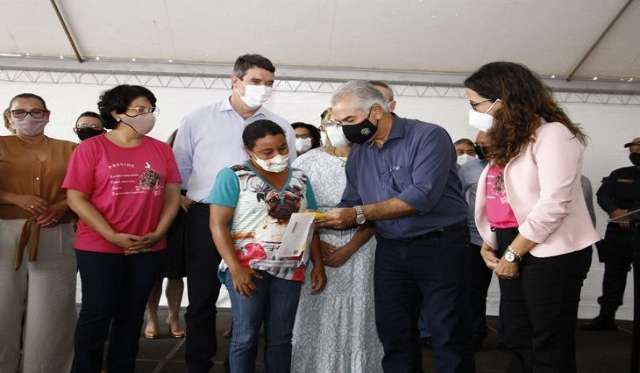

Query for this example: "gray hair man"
[318,80,474,373]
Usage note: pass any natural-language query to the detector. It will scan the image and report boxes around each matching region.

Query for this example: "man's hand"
[316,208,357,230]
[35,201,67,227]
[180,196,193,212]
[611,208,631,230]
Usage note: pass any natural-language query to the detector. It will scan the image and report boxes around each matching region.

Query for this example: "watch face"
[505,251,515,262]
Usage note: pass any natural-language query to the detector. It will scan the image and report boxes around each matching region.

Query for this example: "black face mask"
[474,144,489,160]
[76,128,105,141]
[630,152,640,167]
[341,109,378,144]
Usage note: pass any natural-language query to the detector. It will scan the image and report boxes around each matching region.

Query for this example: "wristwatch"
[354,205,366,225]
[504,246,522,263]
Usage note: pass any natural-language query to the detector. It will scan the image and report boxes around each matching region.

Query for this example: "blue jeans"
[374,222,475,373]
[224,271,302,373]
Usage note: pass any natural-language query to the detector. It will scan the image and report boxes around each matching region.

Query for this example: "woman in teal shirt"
[208,119,326,373]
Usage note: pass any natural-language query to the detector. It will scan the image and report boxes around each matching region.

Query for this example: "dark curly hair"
[97,85,157,129]
[464,62,586,166]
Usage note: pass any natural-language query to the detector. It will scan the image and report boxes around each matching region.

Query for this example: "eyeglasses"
[10,109,48,119]
[124,106,159,117]
[469,99,493,110]
[76,124,103,130]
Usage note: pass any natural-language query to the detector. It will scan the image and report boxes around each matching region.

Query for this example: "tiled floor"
[133,308,634,373]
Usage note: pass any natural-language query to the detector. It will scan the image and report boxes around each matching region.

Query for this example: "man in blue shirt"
[319,81,474,373]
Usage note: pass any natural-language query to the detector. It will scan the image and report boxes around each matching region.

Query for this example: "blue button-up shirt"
[458,158,488,246]
[341,115,467,240]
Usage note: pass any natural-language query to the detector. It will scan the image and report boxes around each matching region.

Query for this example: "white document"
[278,213,315,258]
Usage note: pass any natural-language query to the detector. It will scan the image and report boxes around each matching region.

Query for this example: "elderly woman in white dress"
[291,110,383,373]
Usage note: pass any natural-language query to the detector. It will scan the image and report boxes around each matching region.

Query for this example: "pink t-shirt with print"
[485,165,518,229]
[62,135,181,254]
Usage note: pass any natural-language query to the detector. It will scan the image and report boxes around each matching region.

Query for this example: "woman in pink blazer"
[465,62,600,373]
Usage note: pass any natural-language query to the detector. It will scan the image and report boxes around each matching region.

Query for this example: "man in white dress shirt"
[173,54,296,373]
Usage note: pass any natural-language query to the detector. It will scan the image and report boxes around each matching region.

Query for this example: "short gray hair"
[331,80,389,113]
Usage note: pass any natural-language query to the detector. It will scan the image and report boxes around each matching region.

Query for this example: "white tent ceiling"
[0,0,639,91]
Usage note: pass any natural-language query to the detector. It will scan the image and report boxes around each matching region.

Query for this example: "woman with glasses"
[467,62,599,372]
[0,93,77,373]
[63,85,181,373]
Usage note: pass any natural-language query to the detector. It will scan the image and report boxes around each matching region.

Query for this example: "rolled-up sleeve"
[518,124,583,243]
[172,117,193,191]
[397,127,454,213]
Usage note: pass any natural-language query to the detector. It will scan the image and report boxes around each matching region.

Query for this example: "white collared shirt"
[173,97,296,202]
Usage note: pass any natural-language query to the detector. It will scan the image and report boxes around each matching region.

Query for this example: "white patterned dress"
[291,148,383,373]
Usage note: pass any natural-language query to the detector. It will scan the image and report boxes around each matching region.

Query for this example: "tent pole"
[50,0,84,63]
[566,0,634,81]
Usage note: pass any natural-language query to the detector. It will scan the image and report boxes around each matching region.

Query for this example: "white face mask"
[240,84,272,109]
[457,154,474,166]
[295,137,312,154]
[468,100,499,132]
[253,153,289,173]
[325,125,349,148]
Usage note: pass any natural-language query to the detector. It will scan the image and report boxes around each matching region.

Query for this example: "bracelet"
[506,246,522,261]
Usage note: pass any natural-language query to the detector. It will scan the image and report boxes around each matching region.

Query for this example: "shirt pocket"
[389,166,413,192]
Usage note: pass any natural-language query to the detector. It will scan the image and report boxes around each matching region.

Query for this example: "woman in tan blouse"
[0,93,77,373]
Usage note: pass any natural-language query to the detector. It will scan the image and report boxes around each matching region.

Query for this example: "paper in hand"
[278,213,315,258]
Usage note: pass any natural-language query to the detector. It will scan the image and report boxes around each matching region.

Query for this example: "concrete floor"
[130,308,634,373]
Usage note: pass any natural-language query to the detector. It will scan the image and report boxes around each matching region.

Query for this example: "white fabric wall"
[1,81,637,320]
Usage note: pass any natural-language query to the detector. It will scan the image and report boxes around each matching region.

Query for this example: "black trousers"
[374,222,475,373]
[495,228,592,373]
[72,250,164,373]
[184,203,223,373]
[470,243,493,340]
[596,224,634,319]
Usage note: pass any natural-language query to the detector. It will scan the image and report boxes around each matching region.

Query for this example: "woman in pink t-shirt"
[466,62,599,373]
[63,85,181,373]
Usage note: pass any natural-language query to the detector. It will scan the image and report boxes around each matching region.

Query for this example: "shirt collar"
[386,114,406,141]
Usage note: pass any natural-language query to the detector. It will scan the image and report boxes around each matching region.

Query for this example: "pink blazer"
[475,122,600,257]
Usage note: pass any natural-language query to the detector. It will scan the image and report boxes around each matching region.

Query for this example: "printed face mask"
[341,108,378,144]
